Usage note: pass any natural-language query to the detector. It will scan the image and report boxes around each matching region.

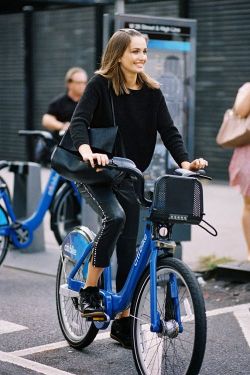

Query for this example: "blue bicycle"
[0,130,82,265]
[56,157,215,375]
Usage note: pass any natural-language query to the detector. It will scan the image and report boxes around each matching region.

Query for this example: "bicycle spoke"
[132,259,206,375]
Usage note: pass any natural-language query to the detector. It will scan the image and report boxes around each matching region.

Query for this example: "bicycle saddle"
[0,161,9,171]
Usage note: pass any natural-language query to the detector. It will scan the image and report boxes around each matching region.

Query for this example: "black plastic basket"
[150,175,204,225]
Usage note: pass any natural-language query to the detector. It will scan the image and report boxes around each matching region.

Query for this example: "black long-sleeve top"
[70,74,189,172]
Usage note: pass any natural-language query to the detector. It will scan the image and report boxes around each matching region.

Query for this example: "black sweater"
[70,74,189,172]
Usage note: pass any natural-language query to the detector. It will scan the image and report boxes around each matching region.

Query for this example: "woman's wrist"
[181,161,191,170]
[78,144,92,156]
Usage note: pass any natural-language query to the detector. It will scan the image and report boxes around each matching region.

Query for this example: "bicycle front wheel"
[131,257,207,375]
[56,256,98,349]
[0,205,9,266]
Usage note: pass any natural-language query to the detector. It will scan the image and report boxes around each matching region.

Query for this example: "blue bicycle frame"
[66,220,182,334]
[0,169,80,248]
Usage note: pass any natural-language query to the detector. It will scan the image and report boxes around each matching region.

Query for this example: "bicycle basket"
[150,175,204,225]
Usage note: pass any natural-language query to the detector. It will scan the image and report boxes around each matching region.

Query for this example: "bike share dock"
[1,165,59,276]
[1,167,250,280]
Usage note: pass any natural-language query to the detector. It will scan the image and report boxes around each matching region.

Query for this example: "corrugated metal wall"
[0,7,96,161]
[109,1,178,16]
[33,7,96,140]
[189,0,250,179]
[0,13,25,160]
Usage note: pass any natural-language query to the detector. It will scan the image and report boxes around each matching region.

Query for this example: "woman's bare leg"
[242,195,250,261]
[84,260,103,288]
[116,309,130,318]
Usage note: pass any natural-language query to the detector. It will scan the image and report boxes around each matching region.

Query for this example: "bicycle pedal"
[92,315,106,321]
[81,310,105,318]
[85,313,109,322]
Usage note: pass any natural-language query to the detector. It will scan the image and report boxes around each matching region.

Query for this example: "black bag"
[58,125,118,155]
[51,87,121,185]
[50,145,120,185]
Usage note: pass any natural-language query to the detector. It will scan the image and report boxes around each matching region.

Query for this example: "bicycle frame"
[0,169,80,248]
[66,219,182,333]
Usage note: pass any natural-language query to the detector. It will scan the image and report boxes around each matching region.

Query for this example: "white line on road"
[11,331,111,357]
[206,302,250,318]
[1,304,249,375]
[0,320,28,334]
[234,309,250,348]
[7,304,250,358]
[0,351,76,375]
[11,341,69,357]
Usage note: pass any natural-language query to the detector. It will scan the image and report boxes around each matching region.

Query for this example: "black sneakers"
[79,286,104,317]
[110,316,132,349]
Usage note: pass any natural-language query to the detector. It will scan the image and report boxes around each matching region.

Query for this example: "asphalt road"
[0,266,250,375]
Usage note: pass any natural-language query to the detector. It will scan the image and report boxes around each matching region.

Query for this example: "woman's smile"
[119,36,147,76]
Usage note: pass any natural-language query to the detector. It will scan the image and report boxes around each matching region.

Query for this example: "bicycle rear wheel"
[0,205,9,266]
[0,176,11,200]
[131,257,207,375]
[56,256,99,348]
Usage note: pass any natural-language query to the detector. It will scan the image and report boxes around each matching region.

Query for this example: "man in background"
[42,67,88,142]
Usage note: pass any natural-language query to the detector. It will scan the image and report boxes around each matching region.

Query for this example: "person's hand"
[59,122,70,136]
[181,158,208,171]
[78,144,109,169]
[62,122,70,130]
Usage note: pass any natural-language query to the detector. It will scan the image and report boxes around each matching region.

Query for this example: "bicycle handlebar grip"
[174,168,212,180]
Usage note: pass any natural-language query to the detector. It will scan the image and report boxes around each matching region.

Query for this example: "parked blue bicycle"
[56,157,216,375]
[0,130,82,266]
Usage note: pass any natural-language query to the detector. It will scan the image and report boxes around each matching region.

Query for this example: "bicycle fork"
[149,244,183,335]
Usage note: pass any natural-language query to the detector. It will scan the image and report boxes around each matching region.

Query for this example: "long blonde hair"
[96,29,159,95]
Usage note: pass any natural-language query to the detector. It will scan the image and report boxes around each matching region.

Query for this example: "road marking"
[0,320,27,334]
[234,309,250,348]
[1,303,249,375]
[0,351,75,375]
[11,331,111,357]
[12,341,69,357]
[206,302,250,318]
[0,331,111,375]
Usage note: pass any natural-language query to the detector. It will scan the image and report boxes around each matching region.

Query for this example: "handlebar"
[104,157,211,208]
[18,130,54,141]
[174,168,212,180]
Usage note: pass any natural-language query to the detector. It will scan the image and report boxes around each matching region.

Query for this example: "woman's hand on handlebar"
[78,144,109,169]
[181,158,208,171]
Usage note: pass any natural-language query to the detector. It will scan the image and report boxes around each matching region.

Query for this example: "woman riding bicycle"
[69,28,208,349]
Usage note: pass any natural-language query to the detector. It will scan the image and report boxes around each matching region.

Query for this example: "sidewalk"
[1,167,248,276]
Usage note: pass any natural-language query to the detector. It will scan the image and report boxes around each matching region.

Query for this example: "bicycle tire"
[51,182,81,245]
[0,205,9,266]
[131,257,207,375]
[0,176,11,201]
[56,256,99,349]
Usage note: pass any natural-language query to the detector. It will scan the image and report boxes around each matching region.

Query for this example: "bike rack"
[9,161,45,253]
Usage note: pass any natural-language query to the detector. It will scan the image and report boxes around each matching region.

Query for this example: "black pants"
[77,176,140,292]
